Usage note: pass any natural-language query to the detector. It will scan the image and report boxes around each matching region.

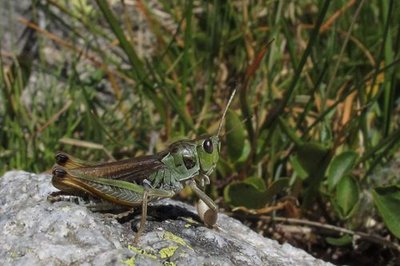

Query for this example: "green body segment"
[149,140,201,191]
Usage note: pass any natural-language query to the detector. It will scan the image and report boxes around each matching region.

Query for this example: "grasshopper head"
[196,135,220,175]
[196,89,236,176]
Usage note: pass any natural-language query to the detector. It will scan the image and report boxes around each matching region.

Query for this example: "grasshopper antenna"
[217,89,237,137]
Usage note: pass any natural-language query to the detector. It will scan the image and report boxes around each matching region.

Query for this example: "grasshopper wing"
[51,151,174,205]
[54,152,166,183]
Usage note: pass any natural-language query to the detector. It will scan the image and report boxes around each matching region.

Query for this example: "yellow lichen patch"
[162,231,193,251]
[121,257,136,266]
[159,246,178,259]
[128,245,157,260]
[183,217,199,225]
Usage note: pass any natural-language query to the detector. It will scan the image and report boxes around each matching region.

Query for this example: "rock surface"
[0,171,333,265]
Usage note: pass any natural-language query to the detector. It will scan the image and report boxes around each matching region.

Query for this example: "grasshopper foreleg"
[186,180,217,212]
[186,179,218,227]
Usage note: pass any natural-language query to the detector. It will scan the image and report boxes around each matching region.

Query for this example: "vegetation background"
[1,0,400,264]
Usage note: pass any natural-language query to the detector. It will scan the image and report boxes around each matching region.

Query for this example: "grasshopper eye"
[203,139,213,154]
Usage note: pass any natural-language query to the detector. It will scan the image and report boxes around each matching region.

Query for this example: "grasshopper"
[49,90,236,242]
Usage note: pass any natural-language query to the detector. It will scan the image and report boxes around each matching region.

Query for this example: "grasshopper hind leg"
[133,179,152,243]
[133,190,149,243]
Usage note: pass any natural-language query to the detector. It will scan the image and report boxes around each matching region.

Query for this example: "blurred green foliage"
[1,0,400,253]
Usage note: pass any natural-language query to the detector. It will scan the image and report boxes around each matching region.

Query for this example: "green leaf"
[237,140,251,163]
[95,0,145,81]
[296,142,331,176]
[327,151,358,191]
[334,176,360,219]
[290,155,308,180]
[224,177,289,209]
[243,176,266,191]
[224,179,266,209]
[226,110,246,162]
[267,178,290,196]
[326,235,352,246]
[372,185,400,239]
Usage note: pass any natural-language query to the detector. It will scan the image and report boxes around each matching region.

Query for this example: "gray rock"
[0,171,333,266]
[0,0,32,52]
